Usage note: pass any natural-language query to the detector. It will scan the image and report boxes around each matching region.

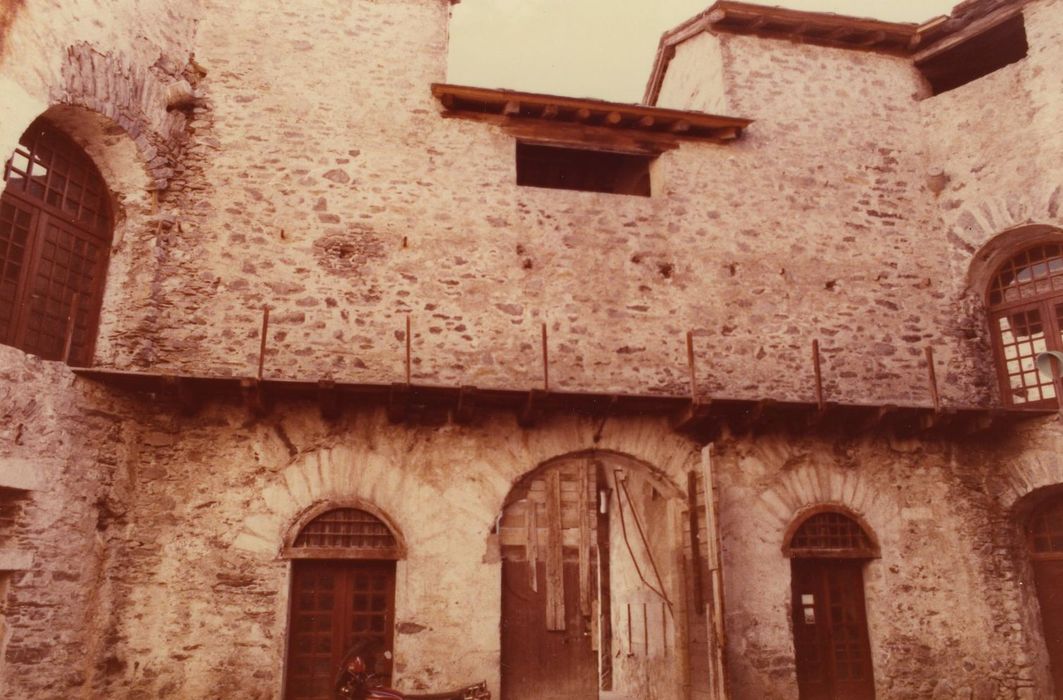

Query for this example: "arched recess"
[494,449,690,700]
[281,500,405,700]
[784,506,878,700]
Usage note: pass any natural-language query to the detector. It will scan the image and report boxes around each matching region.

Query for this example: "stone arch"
[964,223,1063,300]
[781,504,881,558]
[281,498,409,560]
[998,445,1063,513]
[51,42,194,192]
[948,187,1063,261]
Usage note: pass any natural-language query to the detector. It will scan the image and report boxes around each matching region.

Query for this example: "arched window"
[283,504,403,700]
[784,508,877,700]
[0,118,113,366]
[987,243,1063,406]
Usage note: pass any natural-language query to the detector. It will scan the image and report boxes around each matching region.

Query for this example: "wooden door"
[285,560,396,700]
[791,559,875,700]
[1033,560,1063,697]
[501,559,598,700]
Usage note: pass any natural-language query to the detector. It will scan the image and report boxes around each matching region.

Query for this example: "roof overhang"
[642,0,1029,106]
[432,83,752,145]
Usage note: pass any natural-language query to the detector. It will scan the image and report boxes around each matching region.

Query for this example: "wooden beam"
[596,460,614,689]
[576,107,592,122]
[925,346,940,413]
[605,111,622,126]
[541,104,559,119]
[502,100,521,117]
[578,466,593,618]
[671,120,691,134]
[541,322,550,392]
[545,469,566,631]
[857,30,888,47]
[687,470,705,614]
[638,115,655,128]
[405,315,412,386]
[240,377,267,417]
[257,306,270,380]
[812,339,824,411]
[387,382,408,423]
[913,6,1022,64]
[518,389,546,427]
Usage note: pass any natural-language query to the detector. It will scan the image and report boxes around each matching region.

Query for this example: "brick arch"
[748,462,900,548]
[948,186,1063,265]
[51,42,193,191]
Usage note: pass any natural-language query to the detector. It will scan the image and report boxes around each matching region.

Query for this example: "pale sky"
[447,0,960,102]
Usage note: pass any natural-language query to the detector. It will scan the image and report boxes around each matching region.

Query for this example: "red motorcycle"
[334,646,490,700]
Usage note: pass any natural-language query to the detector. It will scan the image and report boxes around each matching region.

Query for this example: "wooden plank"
[701,444,730,700]
[578,464,593,617]
[913,5,1022,64]
[596,461,613,690]
[527,497,539,592]
[545,469,565,631]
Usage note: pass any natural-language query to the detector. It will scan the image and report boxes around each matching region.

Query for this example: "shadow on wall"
[0,1,24,60]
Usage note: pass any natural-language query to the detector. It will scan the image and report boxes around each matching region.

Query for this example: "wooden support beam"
[502,100,521,117]
[404,315,413,385]
[671,120,691,134]
[578,466,593,618]
[713,127,740,141]
[806,400,838,428]
[638,115,655,128]
[687,330,698,403]
[541,104,559,119]
[439,92,455,109]
[913,7,1022,64]
[454,385,478,425]
[812,339,824,412]
[925,346,940,413]
[317,380,340,420]
[596,461,614,689]
[672,399,713,433]
[544,469,566,631]
[576,107,592,121]
[541,322,550,392]
[857,30,888,47]
[257,306,270,380]
[605,111,622,126]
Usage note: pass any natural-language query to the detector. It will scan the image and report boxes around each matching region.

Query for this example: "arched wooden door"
[786,510,878,700]
[1027,497,1063,698]
[283,506,404,700]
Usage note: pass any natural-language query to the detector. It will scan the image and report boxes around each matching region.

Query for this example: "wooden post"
[62,293,80,365]
[702,444,730,700]
[578,465,593,618]
[596,461,614,689]
[545,469,566,631]
[541,322,549,392]
[924,346,940,413]
[812,339,824,411]
[527,499,539,593]
[257,306,270,380]
[405,314,412,385]
[687,330,698,402]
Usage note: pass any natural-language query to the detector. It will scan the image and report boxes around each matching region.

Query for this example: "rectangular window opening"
[919,14,1028,96]
[516,142,654,197]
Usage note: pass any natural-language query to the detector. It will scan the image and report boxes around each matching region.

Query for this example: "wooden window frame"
[782,505,880,560]
[986,243,1063,408]
[281,500,407,561]
[0,118,114,366]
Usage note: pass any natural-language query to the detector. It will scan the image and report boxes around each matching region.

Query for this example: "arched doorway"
[784,508,878,700]
[1026,495,1063,698]
[1,117,114,365]
[496,452,687,700]
[282,504,405,700]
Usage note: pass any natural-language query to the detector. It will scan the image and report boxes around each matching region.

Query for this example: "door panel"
[501,559,598,700]
[1033,559,1063,698]
[791,559,874,700]
[286,560,396,700]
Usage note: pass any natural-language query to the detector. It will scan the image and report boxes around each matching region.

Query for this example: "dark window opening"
[0,118,113,366]
[918,14,1028,96]
[516,142,653,197]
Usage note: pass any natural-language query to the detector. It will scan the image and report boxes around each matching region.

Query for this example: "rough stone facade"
[1,0,1063,699]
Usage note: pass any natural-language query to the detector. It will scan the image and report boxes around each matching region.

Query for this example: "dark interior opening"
[919,14,1028,96]
[515,142,653,197]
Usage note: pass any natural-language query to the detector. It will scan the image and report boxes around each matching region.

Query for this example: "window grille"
[292,508,398,552]
[789,512,875,557]
[987,243,1063,407]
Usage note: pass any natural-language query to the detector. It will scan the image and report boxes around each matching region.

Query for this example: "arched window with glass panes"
[987,243,1063,407]
[0,118,113,366]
